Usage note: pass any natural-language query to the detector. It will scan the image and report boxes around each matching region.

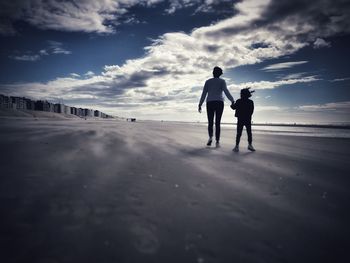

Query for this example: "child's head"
[240,87,255,99]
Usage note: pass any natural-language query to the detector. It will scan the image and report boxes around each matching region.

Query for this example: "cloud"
[164,0,233,14]
[330,77,350,82]
[0,0,228,35]
[313,38,331,49]
[47,40,72,54]
[261,61,308,72]
[85,71,95,77]
[228,76,320,91]
[39,49,49,56]
[255,105,282,111]
[8,54,41,61]
[298,101,350,112]
[279,72,308,80]
[70,73,81,78]
[8,40,71,62]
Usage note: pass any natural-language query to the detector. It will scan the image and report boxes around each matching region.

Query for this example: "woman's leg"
[206,102,215,139]
[215,101,224,142]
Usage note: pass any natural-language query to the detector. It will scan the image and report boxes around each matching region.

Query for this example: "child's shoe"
[248,144,256,151]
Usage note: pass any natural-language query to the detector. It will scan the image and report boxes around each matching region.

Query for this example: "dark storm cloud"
[261,0,350,37]
[0,0,236,35]
[72,68,171,98]
[204,0,350,40]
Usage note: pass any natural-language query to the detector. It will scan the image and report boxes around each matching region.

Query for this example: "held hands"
[230,101,236,110]
[198,105,202,113]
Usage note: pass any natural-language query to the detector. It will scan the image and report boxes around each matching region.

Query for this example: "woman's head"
[213,66,223,78]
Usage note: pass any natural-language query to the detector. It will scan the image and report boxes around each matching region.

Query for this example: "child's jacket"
[233,98,254,119]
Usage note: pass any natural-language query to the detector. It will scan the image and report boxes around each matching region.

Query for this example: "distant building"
[71,107,77,115]
[43,101,54,112]
[11,96,26,110]
[35,101,44,111]
[64,105,71,114]
[0,93,111,119]
[0,94,12,109]
[84,108,93,117]
[94,110,101,117]
[77,108,84,116]
[25,98,35,110]
[54,103,65,113]
[34,100,53,112]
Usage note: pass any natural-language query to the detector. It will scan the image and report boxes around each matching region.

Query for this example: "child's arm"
[230,100,238,110]
[250,100,254,116]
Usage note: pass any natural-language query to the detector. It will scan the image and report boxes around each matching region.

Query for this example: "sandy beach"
[0,118,349,263]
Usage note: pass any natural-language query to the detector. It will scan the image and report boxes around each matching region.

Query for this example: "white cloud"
[330,77,350,82]
[228,76,320,91]
[8,40,71,62]
[255,105,281,111]
[165,0,232,14]
[39,49,49,55]
[85,71,95,77]
[298,101,350,112]
[48,40,72,54]
[261,61,308,72]
[9,54,41,61]
[313,38,331,49]
[70,73,81,78]
[280,72,307,80]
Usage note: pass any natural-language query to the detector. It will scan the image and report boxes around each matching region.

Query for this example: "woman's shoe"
[233,145,239,152]
[206,138,213,146]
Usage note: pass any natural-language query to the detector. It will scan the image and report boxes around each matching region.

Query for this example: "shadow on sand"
[178,146,256,159]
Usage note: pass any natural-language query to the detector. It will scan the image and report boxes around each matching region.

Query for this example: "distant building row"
[0,94,112,118]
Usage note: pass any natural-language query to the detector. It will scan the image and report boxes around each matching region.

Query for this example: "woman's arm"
[222,80,234,103]
[199,81,208,107]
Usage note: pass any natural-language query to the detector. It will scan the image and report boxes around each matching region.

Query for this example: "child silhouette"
[231,88,255,152]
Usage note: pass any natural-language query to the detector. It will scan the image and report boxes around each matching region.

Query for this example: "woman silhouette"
[198,66,234,147]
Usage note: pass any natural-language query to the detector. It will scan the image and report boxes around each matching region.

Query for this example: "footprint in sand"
[131,224,159,254]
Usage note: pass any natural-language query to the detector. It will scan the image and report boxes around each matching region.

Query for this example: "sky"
[0,0,350,124]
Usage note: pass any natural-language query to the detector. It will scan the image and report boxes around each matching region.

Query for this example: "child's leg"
[236,119,243,145]
[246,120,252,144]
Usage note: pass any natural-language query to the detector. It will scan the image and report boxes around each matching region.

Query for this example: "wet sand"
[0,118,349,263]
